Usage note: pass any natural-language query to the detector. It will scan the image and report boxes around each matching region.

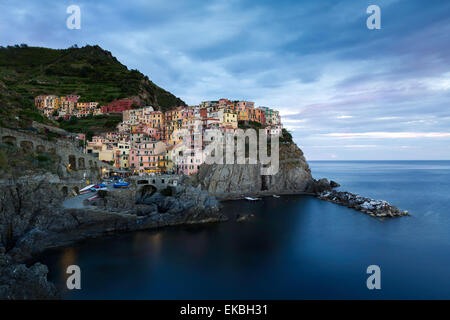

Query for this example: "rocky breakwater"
[318,190,410,218]
[191,141,319,199]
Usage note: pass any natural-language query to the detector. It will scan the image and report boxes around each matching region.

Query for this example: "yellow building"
[169,128,184,146]
[44,95,59,110]
[150,111,165,129]
[156,151,169,172]
[222,109,238,128]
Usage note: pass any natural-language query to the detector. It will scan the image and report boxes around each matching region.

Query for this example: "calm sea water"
[38,161,450,299]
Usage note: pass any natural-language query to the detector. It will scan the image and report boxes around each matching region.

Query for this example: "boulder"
[330,180,340,188]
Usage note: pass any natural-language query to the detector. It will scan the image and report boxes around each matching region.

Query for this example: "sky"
[1,0,449,160]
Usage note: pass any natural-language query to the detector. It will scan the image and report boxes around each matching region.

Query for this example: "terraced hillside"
[0,44,186,127]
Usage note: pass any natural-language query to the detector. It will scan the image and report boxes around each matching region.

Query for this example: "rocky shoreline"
[0,176,227,299]
[318,189,410,218]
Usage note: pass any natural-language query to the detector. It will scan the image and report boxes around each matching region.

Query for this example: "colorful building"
[101,97,141,114]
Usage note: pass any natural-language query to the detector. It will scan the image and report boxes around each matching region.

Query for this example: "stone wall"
[129,174,181,190]
[0,127,112,178]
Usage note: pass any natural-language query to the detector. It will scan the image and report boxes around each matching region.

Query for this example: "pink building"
[145,127,163,141]
[129,141,167,175]
[235,101,255,111]
[66,95,80,103]
[176,147,204,176]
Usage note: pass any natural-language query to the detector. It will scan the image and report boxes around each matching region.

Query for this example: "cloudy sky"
[1,0,449,160]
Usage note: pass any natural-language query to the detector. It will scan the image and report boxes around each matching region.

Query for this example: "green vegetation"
[0,150,8,171]
[280,128,293,143]
[238,120,265,130]
[58,114,122,136]
[0,44,186,127]
[35,154,50,162]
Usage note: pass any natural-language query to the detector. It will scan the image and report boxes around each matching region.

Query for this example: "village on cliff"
[34,95,283,176]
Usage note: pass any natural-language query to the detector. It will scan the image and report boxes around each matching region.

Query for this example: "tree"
[68,116,78,125]
[86,131,94,141]
[280,129,293,143]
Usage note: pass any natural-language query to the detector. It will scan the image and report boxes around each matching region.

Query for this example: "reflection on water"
[38,161,450,299]
[58,247,77,285]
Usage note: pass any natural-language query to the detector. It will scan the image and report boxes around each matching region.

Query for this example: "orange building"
[149,111,164,129]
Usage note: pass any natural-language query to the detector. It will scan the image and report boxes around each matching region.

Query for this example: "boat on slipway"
[245,197,261,201]
[113,180,130,188]
[79,184,95,194]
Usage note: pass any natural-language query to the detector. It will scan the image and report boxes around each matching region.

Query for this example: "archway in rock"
[61,186,68,197]
[36,145,45,153]
[2,136,16,146]
[20,140,34,153]
[68,155,77,169]
[78,157,85,169]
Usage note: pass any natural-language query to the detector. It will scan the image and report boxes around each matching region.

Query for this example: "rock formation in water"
[318,190,410,218]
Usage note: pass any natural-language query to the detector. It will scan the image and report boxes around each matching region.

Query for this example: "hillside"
[0,44,186,127]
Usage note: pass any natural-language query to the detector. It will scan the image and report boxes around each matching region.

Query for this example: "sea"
[37,161,450,299]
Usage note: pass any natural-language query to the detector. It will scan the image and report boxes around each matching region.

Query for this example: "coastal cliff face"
[0,252,59,299]
[0,175,65,299]
[192,142,316,198]
[0,175,66,253]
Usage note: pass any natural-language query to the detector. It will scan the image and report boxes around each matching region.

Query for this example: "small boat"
[245,197,261,201]
[87,195,99,201]
[89,183,108,192]
[80,184,95,194]
[273,195,280,198]
[113,182,130,188]
[90,187,107,192]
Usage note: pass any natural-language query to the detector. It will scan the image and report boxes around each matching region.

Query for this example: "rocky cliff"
[191,142,319,199]
[0,176,65,299]
[0,251,59,299]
